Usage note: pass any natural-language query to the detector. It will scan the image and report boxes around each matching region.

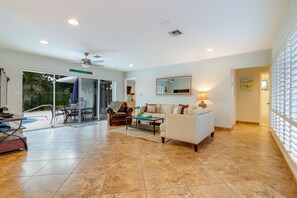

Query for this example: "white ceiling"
[0,0,291,71]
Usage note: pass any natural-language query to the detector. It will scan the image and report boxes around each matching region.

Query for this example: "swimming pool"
[22,118,38,124]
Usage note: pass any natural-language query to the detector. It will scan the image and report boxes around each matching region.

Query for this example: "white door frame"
[259,71,270,127]
[124,78,137,104]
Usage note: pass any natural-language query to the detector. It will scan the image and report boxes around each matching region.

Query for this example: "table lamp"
[197,92,208,108]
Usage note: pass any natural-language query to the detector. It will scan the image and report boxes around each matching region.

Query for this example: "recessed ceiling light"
[129,64,134,67]
[40,40,48,45]
[207,48,213,52]
[68,19,79,26]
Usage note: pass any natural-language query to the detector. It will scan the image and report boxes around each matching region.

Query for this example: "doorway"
[259,73,270,126]
[234,66,270,125]
[99,80,113,120]
[125,79,136,111]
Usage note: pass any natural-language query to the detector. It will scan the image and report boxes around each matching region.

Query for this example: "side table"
[0,115,27,154]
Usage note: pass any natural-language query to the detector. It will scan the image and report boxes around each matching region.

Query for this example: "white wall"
[235,66,270,123]
[272,0,297,59]
[0,48,124,114]
[125,50,271,128]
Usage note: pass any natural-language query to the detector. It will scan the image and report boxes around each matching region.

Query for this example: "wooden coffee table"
[126,116,164,135]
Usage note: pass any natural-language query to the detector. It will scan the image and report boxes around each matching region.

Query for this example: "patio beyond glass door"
[54,75,77,126]
[22,71,100,130]
[22,71,54,130]
[79,78,98,123]
[99,80,113,120]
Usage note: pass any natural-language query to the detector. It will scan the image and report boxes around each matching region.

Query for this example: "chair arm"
[127,107,133,116]
[106,108,114,116]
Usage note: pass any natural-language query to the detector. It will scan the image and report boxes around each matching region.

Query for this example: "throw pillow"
[173,106,183,114]
[179,104,189,114]
[145,103,157,112]
[147,105,156,113]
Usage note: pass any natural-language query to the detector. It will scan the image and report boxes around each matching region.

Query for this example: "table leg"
[136,118,138,128]
[153,121,155,135]
[0,120,28,151]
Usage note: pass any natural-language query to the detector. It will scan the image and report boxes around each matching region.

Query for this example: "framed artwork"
[240,77,253,90]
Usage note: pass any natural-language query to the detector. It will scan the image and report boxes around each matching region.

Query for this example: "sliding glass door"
[99,80,113,120]
[79,78,98,122]
[22,71,54,130]
[22,71,112,130]
[54,75,76,126]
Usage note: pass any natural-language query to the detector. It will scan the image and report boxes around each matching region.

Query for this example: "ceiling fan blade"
[91,63,104,67]
[92,60,104,63]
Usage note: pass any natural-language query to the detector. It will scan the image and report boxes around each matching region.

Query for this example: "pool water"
[22,118,38,124]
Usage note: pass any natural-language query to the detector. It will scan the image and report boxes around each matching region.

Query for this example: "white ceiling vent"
[168,29,183,37]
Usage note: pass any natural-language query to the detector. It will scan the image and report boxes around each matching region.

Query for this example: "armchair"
[160,111,214,152]
[107,102,133,126]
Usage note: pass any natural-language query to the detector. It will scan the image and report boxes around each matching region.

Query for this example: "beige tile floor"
[0,121,297,197]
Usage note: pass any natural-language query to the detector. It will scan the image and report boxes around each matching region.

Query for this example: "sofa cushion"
[186,107,211,115]
[160,104,174,114]
[113,112,128,118]
[183,106,199,114]
[156,104,161,113]
[142,113,165,119]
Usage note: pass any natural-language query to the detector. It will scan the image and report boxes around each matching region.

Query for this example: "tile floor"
[0,122,297,197]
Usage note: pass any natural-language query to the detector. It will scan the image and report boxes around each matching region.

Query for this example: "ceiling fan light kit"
[79,52,104,68]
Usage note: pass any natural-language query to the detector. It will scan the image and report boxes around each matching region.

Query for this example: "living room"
[0,0,297,197]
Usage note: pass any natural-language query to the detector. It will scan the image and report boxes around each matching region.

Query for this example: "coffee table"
[126,116,164,135]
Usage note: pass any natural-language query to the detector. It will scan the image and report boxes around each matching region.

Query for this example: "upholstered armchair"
[160,110,214,152]
[107,102,133,126]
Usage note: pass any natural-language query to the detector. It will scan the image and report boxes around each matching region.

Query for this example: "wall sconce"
[197,92,208,108]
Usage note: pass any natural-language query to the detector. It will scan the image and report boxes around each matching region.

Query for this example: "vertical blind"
[272,27,297,163]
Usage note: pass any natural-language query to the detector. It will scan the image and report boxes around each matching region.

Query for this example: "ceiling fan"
[80,52,104,68]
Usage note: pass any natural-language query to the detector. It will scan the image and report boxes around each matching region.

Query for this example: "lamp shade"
[197,92,208,100]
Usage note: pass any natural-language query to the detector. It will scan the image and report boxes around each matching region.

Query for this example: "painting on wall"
[240,77,253,90]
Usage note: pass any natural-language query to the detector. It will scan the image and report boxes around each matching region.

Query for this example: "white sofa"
[140,104,199,120]
[160,110,214,152]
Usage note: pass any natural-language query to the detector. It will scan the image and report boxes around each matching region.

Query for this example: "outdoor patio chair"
[63,108,78,123]
[50,108,65,125]
[82,104,95,120]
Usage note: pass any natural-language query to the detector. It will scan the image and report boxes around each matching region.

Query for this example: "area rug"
[111,127,161,143]
[67,122,98,128]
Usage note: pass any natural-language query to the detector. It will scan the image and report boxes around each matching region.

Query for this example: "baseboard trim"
[270,129,297,185]
[236,121,259,125]
[215,126,232,131]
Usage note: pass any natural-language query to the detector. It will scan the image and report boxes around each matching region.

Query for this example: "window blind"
[272,28,297,163]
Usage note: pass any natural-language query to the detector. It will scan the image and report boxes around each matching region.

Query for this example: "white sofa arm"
[165,111,214,145]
